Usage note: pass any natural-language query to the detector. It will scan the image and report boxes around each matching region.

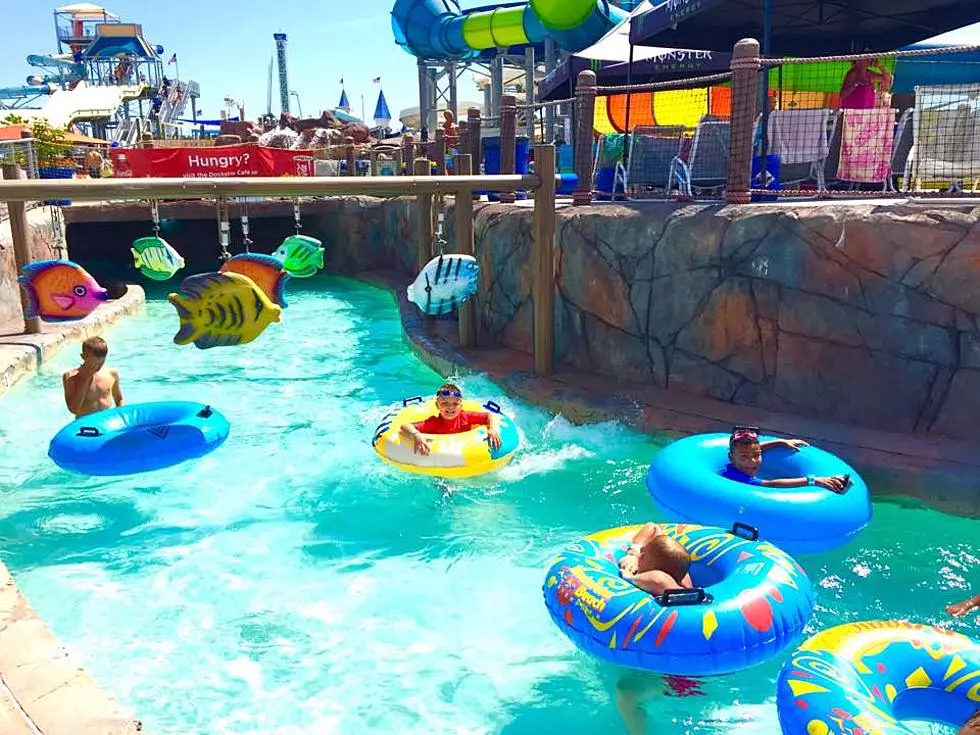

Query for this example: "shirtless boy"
[62,337,123,418]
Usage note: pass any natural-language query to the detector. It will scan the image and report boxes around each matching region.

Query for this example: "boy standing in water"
[400,382,502,455]
[62,336,123,418]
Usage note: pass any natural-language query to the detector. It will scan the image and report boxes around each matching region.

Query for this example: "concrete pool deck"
[368,271,980,518]
[0,286,146,735]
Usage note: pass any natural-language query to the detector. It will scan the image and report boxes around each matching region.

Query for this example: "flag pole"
[361,95,365,123]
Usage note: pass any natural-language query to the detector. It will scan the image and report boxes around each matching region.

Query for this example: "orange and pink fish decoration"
[219,253,290,308]
[18,259,108,321]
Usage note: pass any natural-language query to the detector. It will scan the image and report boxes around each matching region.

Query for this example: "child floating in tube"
[724,426,851,494]
[617,523,703,735]
[400,382,502,456]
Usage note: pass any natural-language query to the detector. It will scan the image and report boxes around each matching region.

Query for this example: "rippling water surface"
[0,277,975,735]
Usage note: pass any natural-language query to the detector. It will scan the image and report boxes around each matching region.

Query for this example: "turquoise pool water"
[0,277,976,735]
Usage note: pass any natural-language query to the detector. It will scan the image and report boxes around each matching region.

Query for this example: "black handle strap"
[730,522,760,541]
[76,426,101,437]
[197,405,214,418]
[402,396,424,407]
[657,588,712,607]
[483,400,502,413]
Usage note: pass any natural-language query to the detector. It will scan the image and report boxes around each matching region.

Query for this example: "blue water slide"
[0,85,54,100]
[391,0,629,59]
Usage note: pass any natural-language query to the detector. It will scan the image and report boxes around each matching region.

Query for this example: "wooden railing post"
[726,38,762,204]
[573,70,597,206]
[458,120,470,161]
[414,157,433,273]
[499,94,518,204]
[453,153,476,348]
[531,144,556,375]
[467,107,483,175]
[401,134,415,175]
[2,163,42,334]
[369,150,379,177]
[345,137,356,177]
[432,129,447,175]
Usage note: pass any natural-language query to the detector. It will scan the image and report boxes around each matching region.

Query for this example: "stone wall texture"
[65,196,980,443]
[0,207,63,329]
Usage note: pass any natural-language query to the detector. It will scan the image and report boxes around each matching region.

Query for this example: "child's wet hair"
[82,336,108,359]
[729,426,760,448]
[643,535,691,585]
[437,382,462,395]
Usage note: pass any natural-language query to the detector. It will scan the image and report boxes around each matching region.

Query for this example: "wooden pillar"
[393,149,403,176]
[453,154,477,348]
[573,70,597,206]
[432,128,447,175]
[140,131,153,149]
[345,137,356,177]
[2,163,42,334]
[369,150,379,177]
[467,107,482,202]
[531,144,556,375]
[726,38,762,204]
[458,120,470,160]
[401,133,415,175]
[499,94,518,204]
[414,157,433,273]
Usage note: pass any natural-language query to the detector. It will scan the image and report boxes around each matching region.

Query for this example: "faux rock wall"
[456,200,980,443]
[0,207,63,328]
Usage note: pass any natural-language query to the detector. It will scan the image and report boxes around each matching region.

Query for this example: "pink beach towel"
[838,108,895,183]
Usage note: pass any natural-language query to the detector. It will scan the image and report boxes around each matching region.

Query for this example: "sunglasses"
[437,389,462,399]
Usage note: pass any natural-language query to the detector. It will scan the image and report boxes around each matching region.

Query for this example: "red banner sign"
[109,144,316,178]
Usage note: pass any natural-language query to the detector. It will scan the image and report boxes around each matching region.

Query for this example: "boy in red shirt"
[400,382,502,456]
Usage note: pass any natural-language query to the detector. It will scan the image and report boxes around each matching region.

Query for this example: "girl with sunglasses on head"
[725,427,850,494]
[400,382,502,456]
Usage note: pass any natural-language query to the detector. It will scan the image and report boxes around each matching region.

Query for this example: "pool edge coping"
[0,286,148,735]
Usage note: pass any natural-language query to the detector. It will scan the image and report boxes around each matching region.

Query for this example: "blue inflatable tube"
[543,523,815,676]
[777,621,980,734]
[49,401,230,476]
[646,434,872,556]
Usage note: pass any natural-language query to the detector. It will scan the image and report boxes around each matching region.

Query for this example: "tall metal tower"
[273,32,290,115]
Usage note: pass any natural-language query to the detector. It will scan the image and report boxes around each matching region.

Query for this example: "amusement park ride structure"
[0,3,200,143]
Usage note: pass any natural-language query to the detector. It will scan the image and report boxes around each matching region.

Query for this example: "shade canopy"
[629,0,980,56]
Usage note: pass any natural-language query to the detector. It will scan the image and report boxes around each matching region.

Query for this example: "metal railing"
[0,147,561,376]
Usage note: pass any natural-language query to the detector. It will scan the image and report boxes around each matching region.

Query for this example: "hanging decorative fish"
[406,254,480,317]
[220,253,290,308]
[131,236,185,281]
[272,235,324,279]
[19,259,108,321]
[168,272,282,349]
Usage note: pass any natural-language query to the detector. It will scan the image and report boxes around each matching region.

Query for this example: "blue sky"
[0,0,491,124]
[1,1,978,127]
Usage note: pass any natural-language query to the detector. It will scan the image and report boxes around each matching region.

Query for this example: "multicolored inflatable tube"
[372,396,521,479]
[49,401,229,476]
[543,523,815,676]
[777,621,980,735]
[646,434,872,556]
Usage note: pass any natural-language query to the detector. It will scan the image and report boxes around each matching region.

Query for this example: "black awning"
[629,0,980,56]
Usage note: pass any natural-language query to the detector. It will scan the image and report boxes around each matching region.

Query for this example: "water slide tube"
[391,0,629,58]
[0,85,55,100]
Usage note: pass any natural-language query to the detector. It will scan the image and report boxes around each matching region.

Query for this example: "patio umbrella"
[628,0,980,56]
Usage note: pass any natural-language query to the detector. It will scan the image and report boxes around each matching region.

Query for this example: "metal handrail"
[0,173,543,202]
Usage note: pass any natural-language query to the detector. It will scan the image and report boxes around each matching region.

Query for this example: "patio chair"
[624,125,685,198]
[668,118,730,197]
[906,84,980,192]
[766,108,835,191]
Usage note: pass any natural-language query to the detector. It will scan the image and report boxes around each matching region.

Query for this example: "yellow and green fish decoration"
[168,272,281,349]
[272,235,324,279]
[131,236,185,281]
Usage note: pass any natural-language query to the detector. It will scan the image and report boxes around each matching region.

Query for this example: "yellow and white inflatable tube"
[372,396,521,479]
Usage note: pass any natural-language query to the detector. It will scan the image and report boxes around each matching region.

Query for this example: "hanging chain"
[240,197,252,253]
[51,206,66,259]
[434,195,447,256]
[293,199,302,234]
[150,200,161,236]
[217,198,231,262]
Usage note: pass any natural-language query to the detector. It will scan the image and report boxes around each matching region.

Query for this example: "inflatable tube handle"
[402,396,424,407]
[730,522,760,541]
[197,405,214,418]
[658,588,713,607]
[76,426,101,438]
[483,400,502,414]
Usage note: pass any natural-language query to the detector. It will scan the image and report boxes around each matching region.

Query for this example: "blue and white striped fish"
[407,254,480,317]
